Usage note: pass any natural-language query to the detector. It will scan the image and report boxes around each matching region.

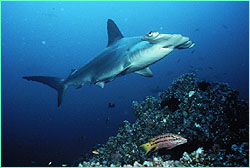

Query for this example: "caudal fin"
[22,76,67,107]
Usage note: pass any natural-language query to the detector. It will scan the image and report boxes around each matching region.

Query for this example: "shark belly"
[126,43,174,73]
[66,43,133,87]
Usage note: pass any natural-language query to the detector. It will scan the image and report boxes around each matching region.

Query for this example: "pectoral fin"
[153,146,160,152]
[76,83,84,89]
[134,67,153,77]
[96,82,105,88]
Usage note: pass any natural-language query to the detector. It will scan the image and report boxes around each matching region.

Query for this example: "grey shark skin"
[23,19,195,107]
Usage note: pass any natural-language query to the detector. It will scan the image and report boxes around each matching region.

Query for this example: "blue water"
[2,1,249,166]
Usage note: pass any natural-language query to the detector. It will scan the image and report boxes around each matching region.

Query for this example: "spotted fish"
[140,133,187,154]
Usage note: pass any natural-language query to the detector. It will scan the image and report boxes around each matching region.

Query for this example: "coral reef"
[79,147,208,167]
[77,73,248,167]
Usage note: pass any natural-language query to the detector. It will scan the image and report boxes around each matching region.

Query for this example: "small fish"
[208,66,214,70]
[150,88,164,94]
[140,133,187,155]
[108,103,115,108]
[197,67,203,71]
[176,58,181,63]
[61,164,67,167]
[222,24,228,29]
[92,151,99,155]
[167,71,174,75]
[198,56,205,61]
[48,162,52,166]
[149,86,164,93]
[105,117,110,127]
[78,136,84,143]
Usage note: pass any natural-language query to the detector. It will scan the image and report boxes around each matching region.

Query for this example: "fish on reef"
[23,19,194,107]
[92,151,99,155]
[108,103,115,108]
[140,133,187,155]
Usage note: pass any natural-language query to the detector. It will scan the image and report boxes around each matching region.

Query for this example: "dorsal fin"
[107,19,124,47]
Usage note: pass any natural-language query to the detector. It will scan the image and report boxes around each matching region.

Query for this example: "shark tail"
[22,76,68,107]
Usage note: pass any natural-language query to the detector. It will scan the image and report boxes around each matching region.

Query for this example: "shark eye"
[148,31,153,37]
[142,31,160,42]
[147,31,159,38]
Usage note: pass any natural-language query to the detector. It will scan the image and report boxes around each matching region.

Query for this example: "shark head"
[142,31,165,43]
[142,31,195,49]
[127,30,195,72]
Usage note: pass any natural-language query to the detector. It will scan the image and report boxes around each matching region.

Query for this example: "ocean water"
[1,1,249,167]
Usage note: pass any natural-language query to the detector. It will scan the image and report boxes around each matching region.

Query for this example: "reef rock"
[78,73,248,167]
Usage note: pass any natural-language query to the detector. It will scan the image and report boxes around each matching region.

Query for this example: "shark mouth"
[163,45,173,48]
[176,40,195,49]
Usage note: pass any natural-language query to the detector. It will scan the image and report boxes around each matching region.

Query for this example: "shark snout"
[175,38,195,49]
[166,34,194,49]
[142,32,195,49]
[142,32,172,43]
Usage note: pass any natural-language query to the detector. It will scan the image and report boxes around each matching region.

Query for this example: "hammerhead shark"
[23,19,195,107]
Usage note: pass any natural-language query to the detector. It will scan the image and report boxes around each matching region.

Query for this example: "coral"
[77,73,248,167]
[197,81,210,91]
[160,95,181,111]
[78,147,209,167]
